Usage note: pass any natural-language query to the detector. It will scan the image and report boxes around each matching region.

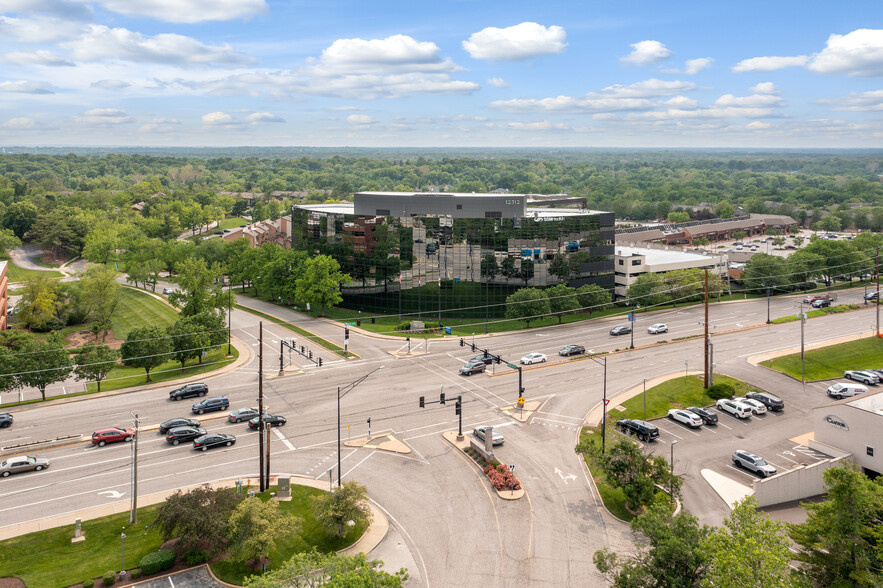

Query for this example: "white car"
[715,398,752,419]
[667,409,702,428]
[734,397,767,415]
[473,426,504,446]
[520,353,547,365]
[844,370,879,385]
[647,323,668,334]
[162,287,176,295]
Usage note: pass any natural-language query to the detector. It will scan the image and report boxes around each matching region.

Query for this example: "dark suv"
[169,383,208,401]
[192,396,230,415]
[745,391,784,412]
[616,419,659,442]
[0,413,12,428]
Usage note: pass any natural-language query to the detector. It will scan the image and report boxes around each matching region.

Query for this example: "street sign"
[506,363,518,369]
[517,396,525,407]
[508,464,515,473]
[603,398,610,406]
[347,322,356,326]
[628,312,635,322]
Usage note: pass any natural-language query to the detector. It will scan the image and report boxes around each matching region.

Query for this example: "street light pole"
[227,285,232,355]
[670,440,678,505]
[338,366,385,487]
[588,354,609,454]
[120,533,126,577]
[766,286,772,324]
[129,412,139,524]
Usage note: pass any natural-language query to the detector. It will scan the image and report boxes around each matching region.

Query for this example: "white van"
[827,382,869,400]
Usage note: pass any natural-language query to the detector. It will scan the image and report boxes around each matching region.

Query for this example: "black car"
[192,396,230,415]
[865,291,879,301]
[193,433,236,451]
[616,419,659,442]
[471,353,496,365]
[609,326,632,336]
[166,426,206,445]
[686,406,718,425]
[559,345,586,357]
[459,360,486,376]
[812,298,832,308]
[158,417,200,434]
[0,413,12,428]
[169,382,208,401]
[248,415,287,429]
[745,391,785,412]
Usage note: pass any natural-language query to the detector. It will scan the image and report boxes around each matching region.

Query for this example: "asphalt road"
[0,286,879,586]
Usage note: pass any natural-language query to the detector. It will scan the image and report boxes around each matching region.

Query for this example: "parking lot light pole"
[670,440,678,505]
[765,285,772,324]
[338,366,384,487]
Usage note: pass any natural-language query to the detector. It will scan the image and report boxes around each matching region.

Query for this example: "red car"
[91,427,136,447]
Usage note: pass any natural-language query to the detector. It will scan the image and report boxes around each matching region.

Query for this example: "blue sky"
[1,0,882,148]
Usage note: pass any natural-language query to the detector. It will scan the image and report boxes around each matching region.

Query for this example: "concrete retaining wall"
[753,455,850,507]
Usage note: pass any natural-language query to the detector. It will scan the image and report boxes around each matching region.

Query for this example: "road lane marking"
[272,427,295,451]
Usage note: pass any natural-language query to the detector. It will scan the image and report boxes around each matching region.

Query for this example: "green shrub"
[130,568,141,579]
[183,549,208,565]
[102,571,116,586]
[140,549,176,575]
[83,579,95,588]
[706,383,735,400]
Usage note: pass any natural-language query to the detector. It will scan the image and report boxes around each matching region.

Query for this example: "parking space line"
[658,423,701,437]
[766,460,785,471]
[655,426,684,440]
[776,453,800,464]
[724,464,757,479]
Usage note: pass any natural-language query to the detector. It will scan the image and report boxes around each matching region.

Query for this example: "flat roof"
[847,390,883,415]
[615,246,721,266]
[295,203,605,217]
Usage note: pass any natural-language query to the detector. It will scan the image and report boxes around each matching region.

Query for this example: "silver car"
[473,426,504,446]
[0,455,50,477]
[732,450,776,478]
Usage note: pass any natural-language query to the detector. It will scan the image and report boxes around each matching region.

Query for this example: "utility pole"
[704,269,710,389]
[129,412,139,524]
[877,246,880,339]
[800,302,806,383]
[264,422,271,487]
[258,321,265,492]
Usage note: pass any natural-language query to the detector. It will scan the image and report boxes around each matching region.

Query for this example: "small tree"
[245,549,408,588]
[228,498,301,568]
[545,284,578,324]
[499,256,518,281]
[548,254,570,282]
[480,254,499,282]
[17,273,61,331]
[595,438,678,510]
[504,288,551,327]
[312,480,373,537]
[519,258,535,286]
[79,265,121,341]
[74,343,119,392]
[295,255,351,316]
[166,316,211,371]
[576,284,612,316]
[18,332,72,401]
[120,326,172,382]
[153,484,244,552]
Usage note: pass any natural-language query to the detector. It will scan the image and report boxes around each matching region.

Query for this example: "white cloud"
[202,112,237,126]
[64,25,254,66]
[0,50,74,67]
[490,79,697,113]
[0,16,82,43]
[808,29,883,76]
[315,35,449,71]
[819,90,883,111]
[2,0,93,19]
[462,22,566,61]
[488,77,509,88]
[751,82,781,94]
[94,0,268,23]
[746,121,771,129]
[732,55,808,72]
[1,117,38,130]
[347,114,375,125]
[506,121,569,130]
[684,57,712,75]
[0,80,56,94]
[247,112,285,123]
[621,40,672,65]
[139,118,181,132]
[666,96,699,108]
[91,79,131,90]
[714,93,784,108]
[329,106,360,111]
[201,111,285,125]
[76,108,134,125]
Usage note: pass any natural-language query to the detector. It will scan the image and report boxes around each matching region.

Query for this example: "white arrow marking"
[98,490,125,499]
[554,467,577,484]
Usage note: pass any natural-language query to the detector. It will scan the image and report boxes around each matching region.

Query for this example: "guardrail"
[1,434,83,455]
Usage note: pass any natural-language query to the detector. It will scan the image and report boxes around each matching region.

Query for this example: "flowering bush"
[483,463,521,491]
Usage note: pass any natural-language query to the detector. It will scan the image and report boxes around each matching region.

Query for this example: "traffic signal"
[419,396,425,408]
[318,357,322,367]
[308,350,312,359]
[455,400,461,415]
[460,338,464,347]
[440,392,446,405]
[520,387,525,395]
[345,327,349,338]
[371,316,375,324]
[470,342,476,351]
[495,356,501,364]
[357,319,361,326]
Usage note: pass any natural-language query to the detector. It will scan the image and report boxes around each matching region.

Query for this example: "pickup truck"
[616,419,659,442]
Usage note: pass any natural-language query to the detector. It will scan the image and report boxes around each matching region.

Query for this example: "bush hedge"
[83,579,94,588]
[183,549,208,566]
[102,571,116,586]
[705,383,735,400]
[131,568,141,579]
[139,549,176,575]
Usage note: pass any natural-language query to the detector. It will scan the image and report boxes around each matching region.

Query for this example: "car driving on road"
[667,409,703,428]
[686,406,718,425]
[0,412,12,428]
[470,353,495,365]
[459,360,486,376]
[192,397,229,415]
[844,370,879,385]
[715,399,752,419]
[647,323,668,334]
[228,407,266,423]
[193,433,236,451]
[732,450,777,478]
[169,382,208,401]
[166,426,206,445]
[609,325,632,336]
[91,427,135,447]
[473,426,504,446]
[248,415,287,429]
[158,418,200,434]
[520,352,547,365]
[0,456,50,477]
[558,344,585,356]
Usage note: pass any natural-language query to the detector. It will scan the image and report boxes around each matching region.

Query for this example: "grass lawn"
[89,345,238,393]
[577,428,635,521]
[614,375,756,421]
[761,337,883,381]
[0,249,64,282]
[112,287,179,339]
[217,217,249,230]
[0,505,164,587]
[770,303,861,325]
[210,485,367,585]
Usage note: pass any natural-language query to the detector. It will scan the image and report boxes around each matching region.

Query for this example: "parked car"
[166,426,206,445]
[734,397,767,415]
[91,427,136,447]
[845,370,879,385]
[169,382,208,401]
[745,391,784,412]
[812,298,832,308]
[248,415,287,429]
[471,353,495,365]
[667,409,703,428]
[715,399,752,419]
[162,287,176,295]
[459,360,486,376]
[827,382,869,399]
[472,426,504,446]
[732,450,777,478]
[647,323,668,334]
[228,407,267,423]
[192,396,230,415]
[865,291,879,301]
[803,294,822,303]
[686,406,718,425]
[158,417,200,434]
[616,419,659,442]
[609,325,632,336]
[0,455,50,477]
[0,412,12,428]
[558,344,585,357]
[520,352,546,365]
[193,433,236,451]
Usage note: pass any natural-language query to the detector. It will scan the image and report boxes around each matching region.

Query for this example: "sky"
[1,0,883,148]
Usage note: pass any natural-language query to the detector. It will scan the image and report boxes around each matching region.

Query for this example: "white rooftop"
[847,390,883,413]
[296,203,602,218]
[615,246,720,266]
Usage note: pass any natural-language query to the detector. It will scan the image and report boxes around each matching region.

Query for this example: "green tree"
[244,550,408,588]
[545,284,578,324]
[576,284,612,316]
[595,438,677,510]
[787,251,824,289]
[17,332,72,401]
[79,265,121,341]
[716,201,736,219]
[228,497,301,568]
[817,214,842,232]
[669,211,691,223]
[120,326,172,382]
[2,201,38,238]
[790,465,883,587]
[519,258,535,286]
[166,316,211,371]
[295,255,351,316]
[154,484,244,553]
[701,496,799,588]
[594,502,711,587]
[170,256,227,316]
[0,228,21,253]
[73,343,119,393]
[17,274,61,331]
[741,253,787,294]
[626,273,668,307]
[504,288,551,327]
[500,256,518,280]
[480,254,498,282]
[312,480,373,537]
[548,254,570,282]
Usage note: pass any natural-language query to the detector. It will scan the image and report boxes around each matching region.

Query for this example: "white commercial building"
[812,391,883,477]
[614,245,727,298]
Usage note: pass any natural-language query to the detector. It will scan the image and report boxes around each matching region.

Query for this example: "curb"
[441,431,525,500]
